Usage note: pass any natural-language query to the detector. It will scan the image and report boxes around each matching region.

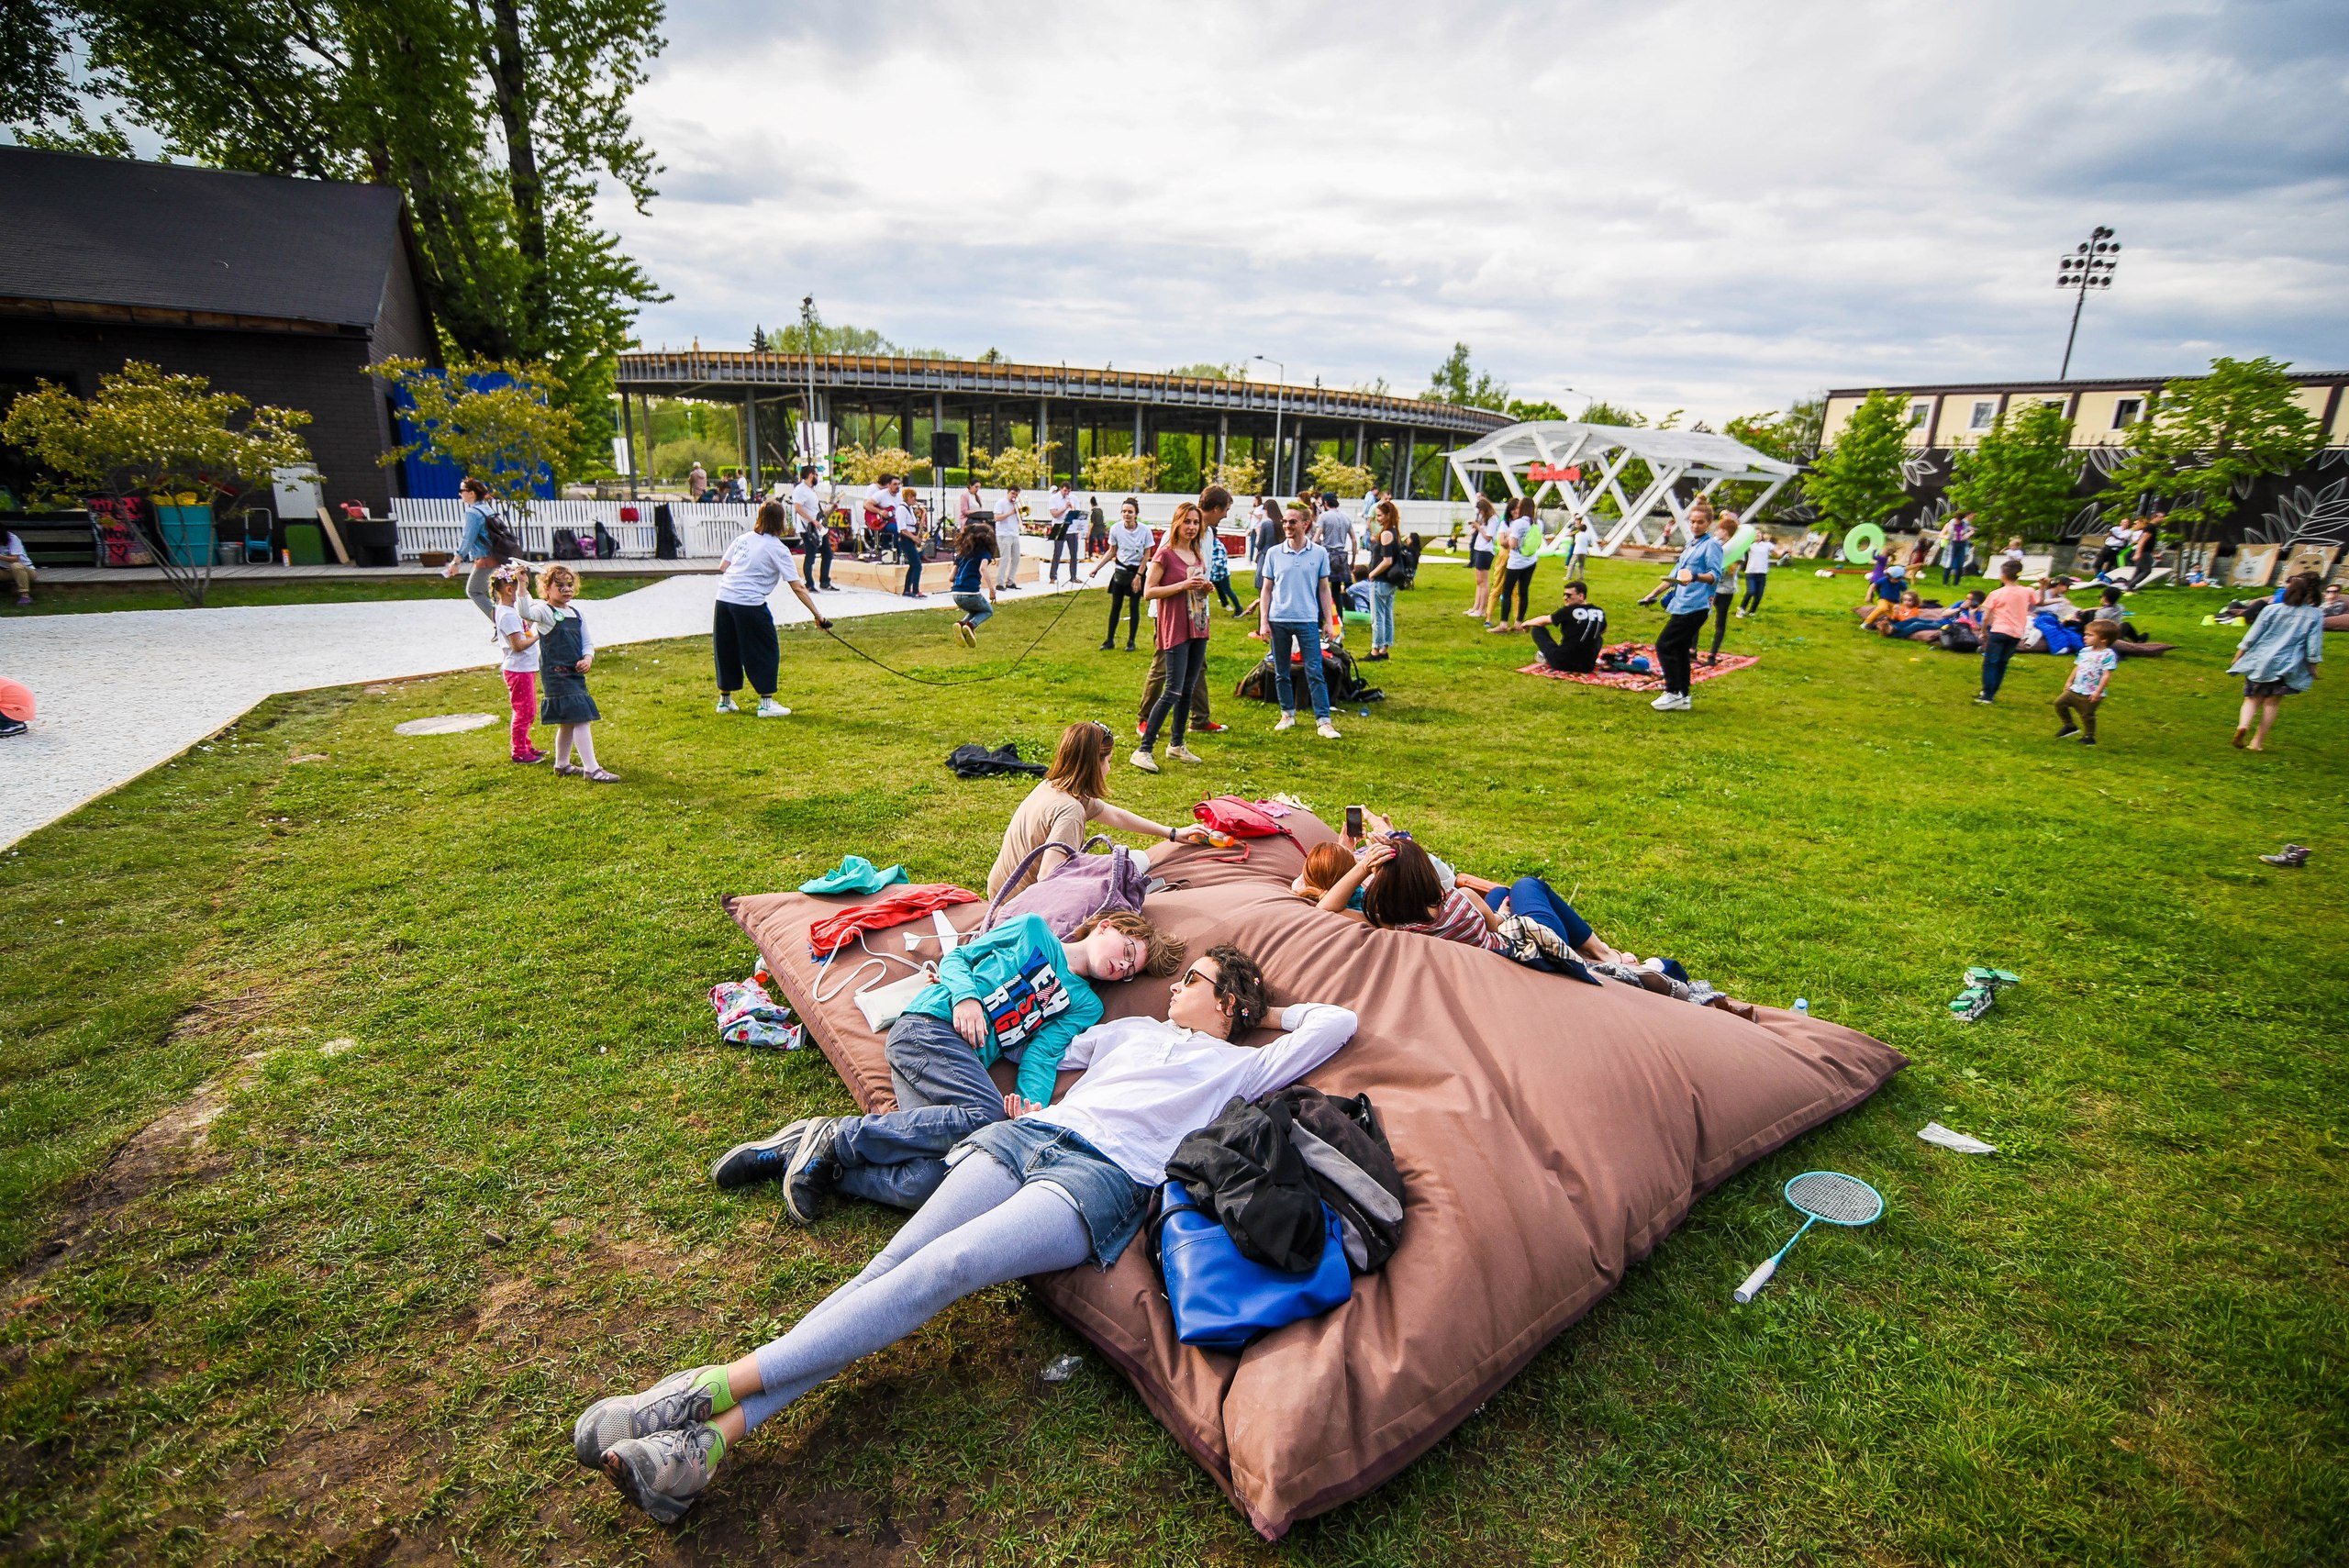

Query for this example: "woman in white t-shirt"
[1464,495,1499,622]
[1736,533,1774,617]
[713,502,832,717]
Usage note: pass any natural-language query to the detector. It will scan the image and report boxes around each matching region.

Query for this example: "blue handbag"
[1154,1180,1352,1353]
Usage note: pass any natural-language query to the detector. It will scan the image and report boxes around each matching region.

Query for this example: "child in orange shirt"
[1976,559,2037,705]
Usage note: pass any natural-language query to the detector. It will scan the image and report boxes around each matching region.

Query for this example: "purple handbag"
[981,833,1149,938]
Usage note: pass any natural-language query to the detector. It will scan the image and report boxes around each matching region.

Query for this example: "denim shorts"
[952,1118,1151,1268]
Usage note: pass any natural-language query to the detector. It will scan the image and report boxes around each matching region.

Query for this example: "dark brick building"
[0,147,436,513]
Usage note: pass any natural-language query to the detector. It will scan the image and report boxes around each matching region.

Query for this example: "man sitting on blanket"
[711,910,1184,1220]
[1520,580,1608,673]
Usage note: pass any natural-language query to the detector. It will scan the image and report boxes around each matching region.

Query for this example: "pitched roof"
[0,147,406,329]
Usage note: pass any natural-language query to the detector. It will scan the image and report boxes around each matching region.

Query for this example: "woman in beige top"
[985,720,1212,897]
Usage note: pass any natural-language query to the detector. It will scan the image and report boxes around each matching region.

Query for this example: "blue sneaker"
[709,1118,821,1190]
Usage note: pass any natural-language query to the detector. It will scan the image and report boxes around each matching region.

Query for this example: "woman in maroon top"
[1131,501,1213,773]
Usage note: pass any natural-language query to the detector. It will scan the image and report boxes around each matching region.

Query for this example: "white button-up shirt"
[1031,1004,1358,1185]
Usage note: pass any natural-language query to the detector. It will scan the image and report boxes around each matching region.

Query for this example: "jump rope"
[803,573,1101,687]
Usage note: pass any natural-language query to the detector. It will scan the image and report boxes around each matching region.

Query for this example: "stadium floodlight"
[2056,226,2121,380]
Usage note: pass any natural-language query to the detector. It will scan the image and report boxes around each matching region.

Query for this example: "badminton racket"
[1732,1170,1883,1303]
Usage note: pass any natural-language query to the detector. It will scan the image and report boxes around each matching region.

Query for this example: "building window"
[2111,397,2142,430]
[1968,399,1997,431]
[1909,400,1931,429]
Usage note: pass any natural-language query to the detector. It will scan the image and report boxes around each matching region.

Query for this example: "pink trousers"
[503,670,538,758]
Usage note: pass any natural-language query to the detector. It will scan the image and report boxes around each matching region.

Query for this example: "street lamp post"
[1253,354,1286,494]
[799,295,820,473]
[2055,227,2121,380]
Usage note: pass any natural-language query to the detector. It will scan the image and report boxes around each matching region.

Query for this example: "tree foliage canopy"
[1422,342,1509,412]
[1806,389,1914,531]
[1306,453,1377,498]
[1081,451,1161,493]
[0,361,311,504]
[1946,404,2079,540]
[8,0,668,475]
[970,442,1055,492]
[2098,356,2323,538]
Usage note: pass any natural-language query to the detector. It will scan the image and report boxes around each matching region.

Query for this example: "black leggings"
[1141,637,1207,750]
[1498,563,1535,622]
[1106,563,1142,646]
[1708,591,1733,659]
[713,599,779,696]
[1655,608,1709,695]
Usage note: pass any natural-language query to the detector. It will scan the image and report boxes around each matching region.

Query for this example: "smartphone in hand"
[1345,805,1364,840]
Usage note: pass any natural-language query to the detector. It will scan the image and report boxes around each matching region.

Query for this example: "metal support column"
[1217,414,1228,472]
[743,390,761,493]
[1134,404,1145,459]
[1039,395,1050,474]
[1397,428,1414,500]
[1353,423,1365,468]
[620,390,639,500]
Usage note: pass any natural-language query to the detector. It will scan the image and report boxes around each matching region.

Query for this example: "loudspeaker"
[930,430,962,468]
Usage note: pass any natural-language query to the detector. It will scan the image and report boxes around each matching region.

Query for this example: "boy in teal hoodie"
[710,909,1182,1221]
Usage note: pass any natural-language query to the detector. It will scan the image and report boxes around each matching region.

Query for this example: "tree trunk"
[477,0,549,353]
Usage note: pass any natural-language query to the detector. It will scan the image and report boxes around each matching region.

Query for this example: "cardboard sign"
[2231,543,2281,587]
[2283,542,2340,584]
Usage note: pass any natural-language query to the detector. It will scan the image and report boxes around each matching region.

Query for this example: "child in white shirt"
[489,563,547,763]
[2054,619,2119,746]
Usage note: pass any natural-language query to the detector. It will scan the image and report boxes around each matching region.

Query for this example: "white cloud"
[604,0,2349,421]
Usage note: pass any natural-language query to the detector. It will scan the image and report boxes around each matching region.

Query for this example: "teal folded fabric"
[799,854,909,895]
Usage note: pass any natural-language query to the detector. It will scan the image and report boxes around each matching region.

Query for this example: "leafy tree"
[1422,342,1509,411]
[365,355,580,509]
[970,442,1055,492]
[829,443,924,485]
[1306,453,1376,498]
[1168,362,1234,381]
[769,307,949,358]
[1720,396,1824,517]
[1,0,129,150]
[1206,455,1264,495]
[1082,451,1160,492]
[649,436,732,485]
[2098,356,2324,541]
[20,0,667,473]
[748,325,769,352]
[1805,388,1913,532]
[1504,397,1571,422]
[1945,404,2079,541]
[1,361,311,605]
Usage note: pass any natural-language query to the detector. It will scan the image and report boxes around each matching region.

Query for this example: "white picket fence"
[388,498,759,561]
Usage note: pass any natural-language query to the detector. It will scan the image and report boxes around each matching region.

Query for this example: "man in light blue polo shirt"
[1652,513,1726,711]
[1256,502,1342,739]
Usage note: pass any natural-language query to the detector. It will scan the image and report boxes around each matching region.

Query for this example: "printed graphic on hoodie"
[982,953,1072,1051]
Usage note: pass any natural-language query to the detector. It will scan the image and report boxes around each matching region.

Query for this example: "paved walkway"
[0,574,1084,848]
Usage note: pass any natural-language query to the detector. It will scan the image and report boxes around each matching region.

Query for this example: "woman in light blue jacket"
[2228,572,2325,751]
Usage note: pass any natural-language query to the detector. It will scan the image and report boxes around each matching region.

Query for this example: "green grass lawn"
[2,559,2342,1565]
[6,574,668,616]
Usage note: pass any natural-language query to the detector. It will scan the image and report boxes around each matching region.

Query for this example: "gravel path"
[0,573,1083,848]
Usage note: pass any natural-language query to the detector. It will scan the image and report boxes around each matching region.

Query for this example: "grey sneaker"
[602,1424,723,1523]
[572,1366,725,1468]
[710,1118,820,1190]
[782,1118,841,1224]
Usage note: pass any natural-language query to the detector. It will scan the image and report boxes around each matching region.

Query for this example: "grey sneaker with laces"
[782,1117,841,1224]
[572,1366,727,1467]
[602,1423,724,1522]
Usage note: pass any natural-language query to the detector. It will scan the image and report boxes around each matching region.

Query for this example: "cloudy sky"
[608,0,2349,423]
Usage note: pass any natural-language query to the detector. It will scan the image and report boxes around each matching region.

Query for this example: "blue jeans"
[830,1012,1006,1210]
[953,590,993,628]
[1482,876,1599,982]
[1370,579,1397,648]
[1741,573,1767,611]
[1941,544,1968,584]
[1269,620,1330,719]
[1980,630,2020,699]
[897,534,924,595]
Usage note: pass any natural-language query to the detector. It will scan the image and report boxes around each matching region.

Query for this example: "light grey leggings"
[739,1150,1090,1433]
[465,561,497,621]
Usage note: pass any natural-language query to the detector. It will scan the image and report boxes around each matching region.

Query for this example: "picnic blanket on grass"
[1519,641,1759,692]
[724,813,1903,1540]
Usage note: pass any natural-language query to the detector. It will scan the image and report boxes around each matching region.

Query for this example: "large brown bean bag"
[727,814,1906,1539]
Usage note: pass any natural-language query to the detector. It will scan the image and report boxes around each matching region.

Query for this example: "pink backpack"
[981,834,1150,938]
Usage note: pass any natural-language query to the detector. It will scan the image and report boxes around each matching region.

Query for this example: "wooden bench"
[0,514,98,567]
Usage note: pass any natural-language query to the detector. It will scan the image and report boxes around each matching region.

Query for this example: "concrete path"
[0,573,1084,848]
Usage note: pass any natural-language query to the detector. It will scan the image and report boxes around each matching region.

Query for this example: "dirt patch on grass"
[19,1071,254,1280]
[196,1385,445,1568]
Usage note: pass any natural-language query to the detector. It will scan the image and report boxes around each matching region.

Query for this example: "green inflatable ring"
[1841,522,1886,565]
[1720,522,1758,567]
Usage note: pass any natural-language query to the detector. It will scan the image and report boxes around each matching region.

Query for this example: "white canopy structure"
[1445,421,1800,554]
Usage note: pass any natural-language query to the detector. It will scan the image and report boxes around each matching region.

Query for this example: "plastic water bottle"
[1793,998,1809,1016]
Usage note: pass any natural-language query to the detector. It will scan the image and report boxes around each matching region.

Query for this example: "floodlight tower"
[2055,227,2121,380]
